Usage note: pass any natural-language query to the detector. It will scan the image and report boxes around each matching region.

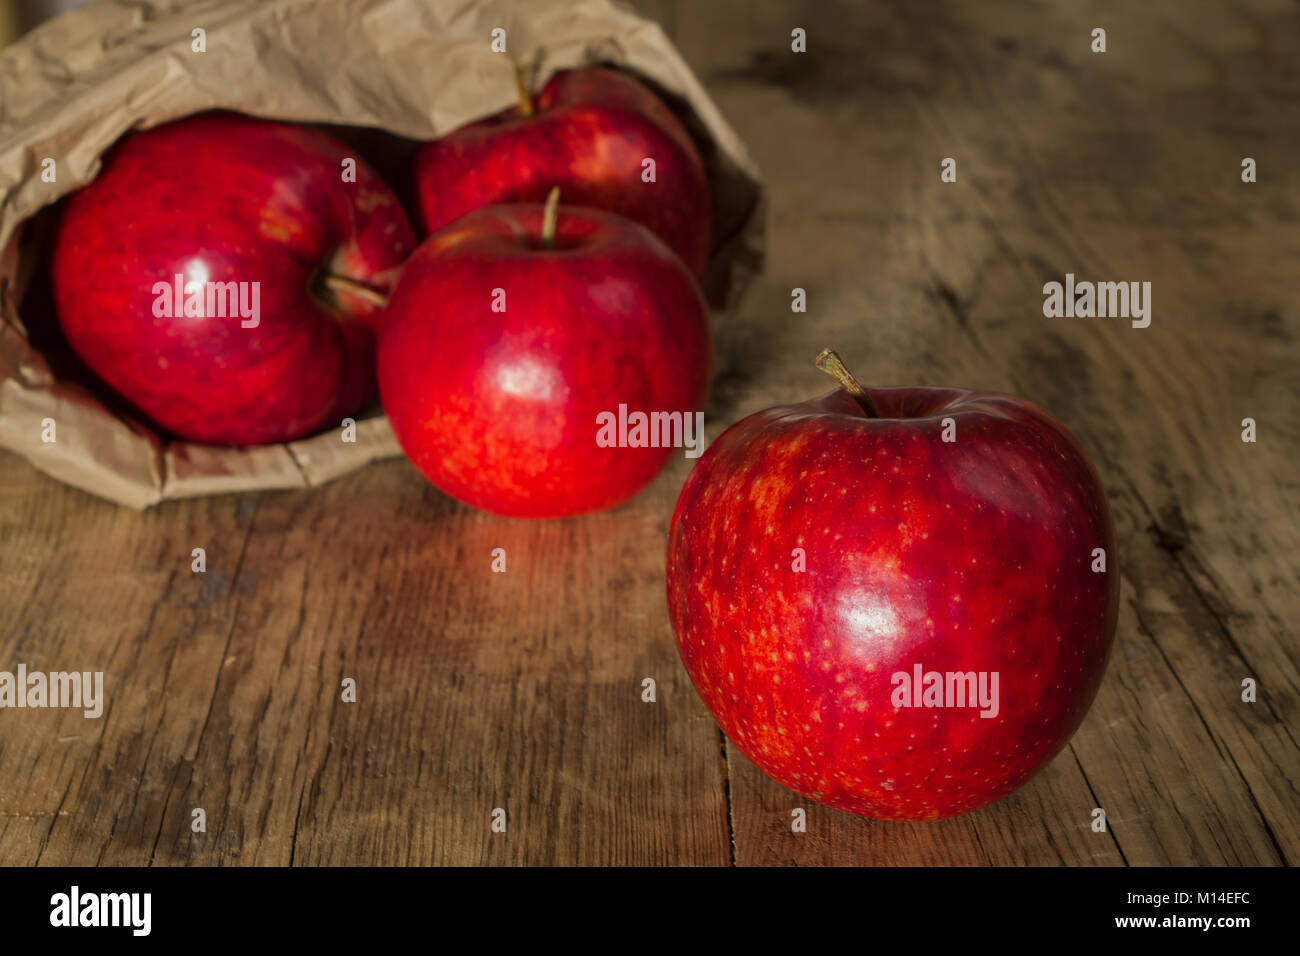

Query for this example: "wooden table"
[2,0,1296,866]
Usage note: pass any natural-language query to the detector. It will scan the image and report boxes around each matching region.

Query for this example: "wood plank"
[2,0,1297,866]
[0,456,730,865]
[674,0,1299,864]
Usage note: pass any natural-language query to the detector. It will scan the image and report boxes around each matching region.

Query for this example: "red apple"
[51,111,415,446]
[377,191,711,518]
[414,67,712,278]
[666,351,1118,820]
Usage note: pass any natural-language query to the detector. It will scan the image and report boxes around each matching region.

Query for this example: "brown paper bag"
[0,0,764,508]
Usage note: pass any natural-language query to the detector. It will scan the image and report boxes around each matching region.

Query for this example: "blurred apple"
[415,67,712,277]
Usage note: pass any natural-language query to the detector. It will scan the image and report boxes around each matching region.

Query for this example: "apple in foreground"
[378,190,711,518]
[666,351,1118,820]
[51,111,415,446]
[414,67,712,278]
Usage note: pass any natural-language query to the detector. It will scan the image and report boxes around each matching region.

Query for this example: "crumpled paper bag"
[0,0,764,508]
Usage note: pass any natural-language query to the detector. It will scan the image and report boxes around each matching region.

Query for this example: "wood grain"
[1,0,1296,865]
[674,0,1298,865]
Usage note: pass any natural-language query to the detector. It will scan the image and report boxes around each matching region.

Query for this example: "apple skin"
[51,111,415,446]
[666,384,1118,820]
[414,67,712,277]
[377,202,711,518]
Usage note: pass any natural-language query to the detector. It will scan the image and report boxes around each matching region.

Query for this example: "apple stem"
[541,186,561,251]
[815,348,880,417]
[321,273,389,310]
[514,62,535,116]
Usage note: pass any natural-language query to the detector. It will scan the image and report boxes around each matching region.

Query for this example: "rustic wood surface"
[2,0,1297,866]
